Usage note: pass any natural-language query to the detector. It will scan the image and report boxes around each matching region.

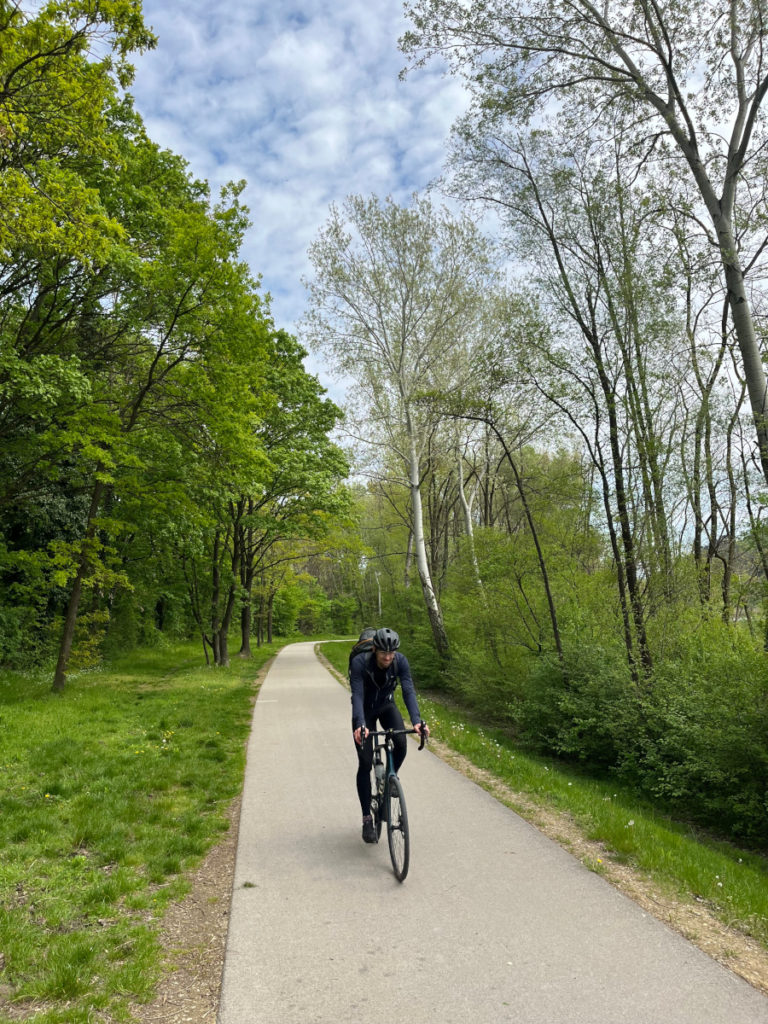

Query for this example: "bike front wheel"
[386,775,410,882]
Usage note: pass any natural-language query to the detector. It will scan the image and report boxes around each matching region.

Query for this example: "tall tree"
[450,131,684,676]
[0,0,155,264]
[303,194,495,658]
[402,0,768,488]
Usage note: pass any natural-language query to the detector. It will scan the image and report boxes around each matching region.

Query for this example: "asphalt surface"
[217,641,768,1024]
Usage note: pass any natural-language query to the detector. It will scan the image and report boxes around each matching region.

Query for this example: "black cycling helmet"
[373,627,400,652]
[358,627,377,642]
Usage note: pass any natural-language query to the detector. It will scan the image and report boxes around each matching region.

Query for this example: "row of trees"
[300,0,768,841]
[0,1,351,686]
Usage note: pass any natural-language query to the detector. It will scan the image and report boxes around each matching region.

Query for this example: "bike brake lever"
[418,723,427,750]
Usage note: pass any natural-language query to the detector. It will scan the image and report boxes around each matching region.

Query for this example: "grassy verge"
[320,640,768,949]
[0,639,284,1024]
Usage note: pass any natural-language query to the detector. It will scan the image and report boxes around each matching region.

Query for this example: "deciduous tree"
[303,194,495,658]
[402,0,768,487]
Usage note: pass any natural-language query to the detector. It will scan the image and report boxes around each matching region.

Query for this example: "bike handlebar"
[367,724,429,750]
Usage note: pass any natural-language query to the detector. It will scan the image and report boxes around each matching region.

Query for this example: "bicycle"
[366,725,427,882]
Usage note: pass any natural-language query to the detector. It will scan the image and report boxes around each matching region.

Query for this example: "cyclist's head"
[373,627,400,652]
[358,627,377,642]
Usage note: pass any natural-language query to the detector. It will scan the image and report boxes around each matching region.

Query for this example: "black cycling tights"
[355,702,407,816]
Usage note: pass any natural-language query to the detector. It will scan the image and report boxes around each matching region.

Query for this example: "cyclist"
[350,627,429,843]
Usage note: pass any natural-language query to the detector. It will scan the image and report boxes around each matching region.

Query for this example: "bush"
[633,619,768,841]
[1,603,50,666]
[516,648,639,766]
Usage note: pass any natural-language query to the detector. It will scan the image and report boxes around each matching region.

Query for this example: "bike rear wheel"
[386,775,410,882]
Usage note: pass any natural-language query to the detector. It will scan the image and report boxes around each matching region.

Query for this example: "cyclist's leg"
[377,702,407,772]
[354,720,375,815]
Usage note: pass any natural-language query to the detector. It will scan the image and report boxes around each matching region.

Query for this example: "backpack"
[348,627,377,675]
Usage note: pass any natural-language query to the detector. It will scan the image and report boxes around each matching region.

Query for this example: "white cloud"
[129,1,468,398]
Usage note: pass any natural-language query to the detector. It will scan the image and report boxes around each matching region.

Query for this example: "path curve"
[218,642,768,1024]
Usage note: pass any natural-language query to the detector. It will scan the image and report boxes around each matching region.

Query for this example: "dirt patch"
[126,795,240,1024]
[124,658,274,1024]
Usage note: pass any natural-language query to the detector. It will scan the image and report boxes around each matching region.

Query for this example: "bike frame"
[364,725,427,881]
[368,725,426,799]
[371,729,397,797]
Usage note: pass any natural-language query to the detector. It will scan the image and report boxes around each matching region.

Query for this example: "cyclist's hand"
[354,725,368,746]
[415,722,430,739]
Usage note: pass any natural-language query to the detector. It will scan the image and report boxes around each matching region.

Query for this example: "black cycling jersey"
[349,650,421,731]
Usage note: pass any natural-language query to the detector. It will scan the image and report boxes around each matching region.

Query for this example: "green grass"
[0,639,283,1024]
[321,639,768,948]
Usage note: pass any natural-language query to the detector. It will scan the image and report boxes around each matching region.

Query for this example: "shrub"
[633,619,768,841]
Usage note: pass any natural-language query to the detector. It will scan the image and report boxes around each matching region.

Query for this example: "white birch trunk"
[404,530,414,589]
[457,451,484,595]
[408,431,450,657]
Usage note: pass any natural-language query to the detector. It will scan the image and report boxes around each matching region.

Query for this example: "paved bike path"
[217,642,768,1024]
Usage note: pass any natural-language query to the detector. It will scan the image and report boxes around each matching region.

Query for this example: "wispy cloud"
[130,0,467,363]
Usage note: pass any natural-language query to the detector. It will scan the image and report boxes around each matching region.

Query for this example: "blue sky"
[128,1,468,390]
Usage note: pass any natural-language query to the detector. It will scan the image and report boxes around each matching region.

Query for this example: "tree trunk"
[255,583,265,647]
[183,556,212,665]
[719,384,744,622]
[404,531,414,588]
[240,602,252,657]
[211,531,221,663]
[52,479,105,692]
[690,397,710,603]
[267,590,275,644]
[457,451,484,594]
[218,625,230,666]
[239,562,254,657]
[489,425,564,666]
[583,314,653,680]
[216,577,239,668]
[408,433,450,658]
[686,295,729,604]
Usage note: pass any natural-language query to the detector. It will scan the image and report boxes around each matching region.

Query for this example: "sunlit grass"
[0,639,282,1023]
[321,640,768,947]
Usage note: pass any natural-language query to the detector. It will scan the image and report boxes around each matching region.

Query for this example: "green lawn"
[5,636,765,1024]
[0,640,282,1024]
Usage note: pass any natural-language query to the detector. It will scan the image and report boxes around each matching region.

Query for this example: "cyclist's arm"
[349,653,366,732]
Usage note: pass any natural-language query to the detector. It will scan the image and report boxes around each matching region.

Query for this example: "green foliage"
[516,635,639,766]
[296,587,332,635]
[269,572,330,636]
[0,0,155,265]
[329,595,357,634]
[632,619,768,840]
[0,2,349,682]
[271,574,334,636]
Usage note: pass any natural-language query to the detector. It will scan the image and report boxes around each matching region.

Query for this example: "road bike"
[367,725,427,882]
